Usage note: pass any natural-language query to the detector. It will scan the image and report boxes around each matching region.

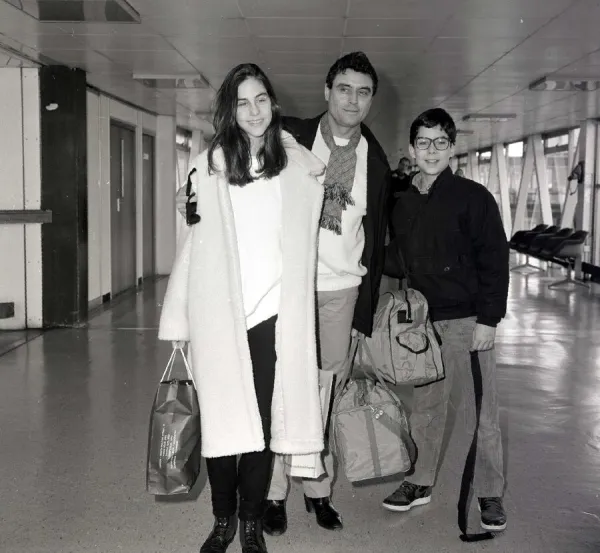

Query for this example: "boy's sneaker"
[382,482,432,512]
[479,497,507,531]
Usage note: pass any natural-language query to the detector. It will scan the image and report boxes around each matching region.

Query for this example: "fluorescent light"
[133,74,210,89]
[529,75,600,92]
[462,113,517,123]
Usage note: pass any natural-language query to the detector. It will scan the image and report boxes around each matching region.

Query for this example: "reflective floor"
[2,270,600,553]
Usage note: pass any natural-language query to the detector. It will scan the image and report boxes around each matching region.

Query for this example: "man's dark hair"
[409,108,457,145]
[209,63,287,186]
[325,51,379,95]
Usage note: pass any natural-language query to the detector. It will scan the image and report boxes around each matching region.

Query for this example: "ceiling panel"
[344,18,444,38]
[439,16,553,39]
[237,0,348,17]
[256,37,342,53]
[132,0,242,18]
[261,62,332,75]
[348,0,457,19]
[261,51,338,65]
[142,16,249,37]
[343,37,430,53]
[246,17,344,37]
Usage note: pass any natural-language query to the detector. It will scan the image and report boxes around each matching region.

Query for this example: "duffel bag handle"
[395,331,430,355]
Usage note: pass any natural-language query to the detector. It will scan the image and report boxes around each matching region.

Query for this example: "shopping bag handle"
[160,346,197,389]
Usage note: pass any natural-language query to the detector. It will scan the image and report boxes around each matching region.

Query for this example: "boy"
[383,108,509,532]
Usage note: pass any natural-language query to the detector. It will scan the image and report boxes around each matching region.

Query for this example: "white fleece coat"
[158,132,326,459]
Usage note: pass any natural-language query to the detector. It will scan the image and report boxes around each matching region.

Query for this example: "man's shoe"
[382,482,432,512]
[200,516,237,553]
[262,499,287,536]
[479,497,507,531]
[304,496,343,530]
[240,519,268,553]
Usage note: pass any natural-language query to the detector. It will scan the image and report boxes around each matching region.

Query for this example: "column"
[40,66,88,327]
[155,115,177,275]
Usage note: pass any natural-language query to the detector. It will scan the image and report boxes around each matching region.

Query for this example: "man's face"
[398,158,411,175]
[409,125,455,179]
[325,69,374,132]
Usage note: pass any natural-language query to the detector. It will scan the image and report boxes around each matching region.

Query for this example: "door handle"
[120,138,125,199]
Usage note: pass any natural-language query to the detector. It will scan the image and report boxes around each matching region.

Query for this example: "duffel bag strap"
[356,336,417,466]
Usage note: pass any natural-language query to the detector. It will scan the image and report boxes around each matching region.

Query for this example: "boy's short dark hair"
[409,108,457,145]
[326,51,379,95]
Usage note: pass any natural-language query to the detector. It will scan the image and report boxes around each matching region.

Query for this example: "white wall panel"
[155,115,177,275]
[22,68,42,327]
[0,69,25,329]
[0,68,42,329]
[87,91,102,303]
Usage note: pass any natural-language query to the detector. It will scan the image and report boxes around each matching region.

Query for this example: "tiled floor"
[1,272,600,553]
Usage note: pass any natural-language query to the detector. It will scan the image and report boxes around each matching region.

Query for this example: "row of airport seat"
[509,224,590,289]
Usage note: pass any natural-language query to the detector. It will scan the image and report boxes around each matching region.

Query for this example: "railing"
[0,210,52,224]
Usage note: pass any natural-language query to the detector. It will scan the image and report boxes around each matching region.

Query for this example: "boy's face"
[409,125,455,179]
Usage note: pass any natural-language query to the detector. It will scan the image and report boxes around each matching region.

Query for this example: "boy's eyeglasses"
[415,137,452,151]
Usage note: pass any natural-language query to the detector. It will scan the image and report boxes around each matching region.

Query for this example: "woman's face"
[235,77,273,147]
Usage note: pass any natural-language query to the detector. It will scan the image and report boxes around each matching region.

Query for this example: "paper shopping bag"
[146,347,202,495]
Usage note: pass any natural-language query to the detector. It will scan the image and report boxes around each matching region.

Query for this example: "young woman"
[158,63,325,553]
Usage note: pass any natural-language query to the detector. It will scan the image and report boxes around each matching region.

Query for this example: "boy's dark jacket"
[385,167,509,327]
[283,114,391,337]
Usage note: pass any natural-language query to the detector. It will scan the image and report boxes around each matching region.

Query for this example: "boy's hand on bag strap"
[470,324,496,352]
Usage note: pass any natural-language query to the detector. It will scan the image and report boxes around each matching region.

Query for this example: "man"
[390,156,413,196]
[383,108,509,532]
[175,52,390,535]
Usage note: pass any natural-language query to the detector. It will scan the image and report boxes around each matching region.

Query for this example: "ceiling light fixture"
[133,74,210,90]
[529,75,600,92]
[5,0,141,23]
[462,113,517,123]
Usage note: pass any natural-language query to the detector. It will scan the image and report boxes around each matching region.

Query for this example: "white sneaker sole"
[481,520,507,532]
[382,495,431,512]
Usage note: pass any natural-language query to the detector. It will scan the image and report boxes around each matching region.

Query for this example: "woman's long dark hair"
[208,63,287,186]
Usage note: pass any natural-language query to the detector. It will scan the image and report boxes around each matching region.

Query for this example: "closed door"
[110,122,136,296]
[142,134,155,278]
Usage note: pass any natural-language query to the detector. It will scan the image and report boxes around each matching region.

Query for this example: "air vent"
[5,0,141,23]
[133,74,210,90]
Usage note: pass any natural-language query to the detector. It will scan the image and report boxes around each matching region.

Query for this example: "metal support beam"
[576,119,597,266]
[513,137,535,234]
[532,134,553,225]
[466,152,478,182]
[593,123,600,266]
[560,127,582,229]
[494,143,512,238]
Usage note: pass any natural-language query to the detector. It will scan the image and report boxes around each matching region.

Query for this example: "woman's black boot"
[240,519,268,553]
[200,516,237,553]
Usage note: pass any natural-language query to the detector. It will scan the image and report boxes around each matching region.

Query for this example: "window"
[506,141,524,217]
[544,133,569,152]
[176,127,192,151]
[477,149,492,186]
